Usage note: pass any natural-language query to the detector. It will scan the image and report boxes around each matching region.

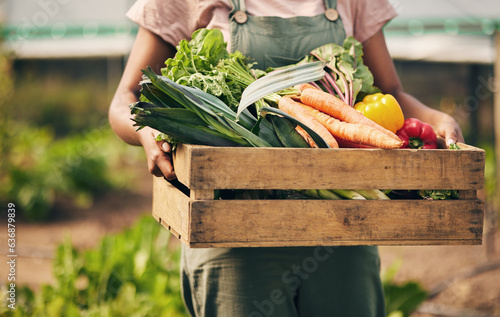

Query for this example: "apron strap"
[230,0,246,13]
[324,0,339,21]
[233,0,336,13]
[230,0,248,24]
[324,0,337,9]
[231,0,338,23]
[237,0,247,12]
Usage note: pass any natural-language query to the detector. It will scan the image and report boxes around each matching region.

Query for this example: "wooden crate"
[152,143,485,248]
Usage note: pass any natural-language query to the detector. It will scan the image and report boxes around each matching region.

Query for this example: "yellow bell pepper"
[354,93,405,133]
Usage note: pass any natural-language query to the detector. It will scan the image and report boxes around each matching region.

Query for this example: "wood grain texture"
[156,143,486,248]
[185,239,482,248]
[187,199,483,247]
[173,144,485,190]
[459,190,477,199]
[152,177,191,239]
[191,189,214,200]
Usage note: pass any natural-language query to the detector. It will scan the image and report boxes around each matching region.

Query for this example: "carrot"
[295,126,318,148]
[278,97,339,148]
[336,139,375,149]
[300,88,400,141]
[294,83,318,92]
[300,103,403,149]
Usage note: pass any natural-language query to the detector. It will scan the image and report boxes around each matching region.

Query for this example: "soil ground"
[1,172,499,317]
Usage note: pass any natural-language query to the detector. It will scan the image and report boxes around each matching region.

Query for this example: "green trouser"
[181,245,385,316]
[180,0,385,315]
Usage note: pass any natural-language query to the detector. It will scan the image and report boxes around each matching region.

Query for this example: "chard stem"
[324,72,347,103]
[327,65,350,105]
[332,189,366,200]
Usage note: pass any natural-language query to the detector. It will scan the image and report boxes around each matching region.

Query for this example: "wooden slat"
[459,190,477,199]
[188,199,484,247]
[173,144,485,190]
[187,239,482,248]
[172,143,192,188]
[191,189,214,200]
[152,177,191,239]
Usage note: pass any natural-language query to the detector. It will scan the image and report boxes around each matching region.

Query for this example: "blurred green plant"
[0,216,188,317]
[0,40,144,221]
[382,258,428,317]
[0,119,144,221]
[480,141,496,205]
[0,31,14,175]
[8,75,111,136]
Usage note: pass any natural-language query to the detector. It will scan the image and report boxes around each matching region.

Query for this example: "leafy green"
[382,258,428,317]
[418,189,459,200]
[161,28,245,111]
[0,216,187,317]
[268,115,310,148]
[303,36,381,106]
[236,61,325,116]
[132,68,285,148]
[0,120,138,221]
[261,107,330,148]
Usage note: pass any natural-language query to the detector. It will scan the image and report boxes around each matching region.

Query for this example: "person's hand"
[137,127,176,180]
[433,113,465,147]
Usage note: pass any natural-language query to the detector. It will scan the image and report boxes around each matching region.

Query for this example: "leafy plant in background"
[382,258,428,317]
[480,141,496,205]
[0,39,145,221]
[0,120,143,221]
[7,76,111,137]
[0,216,188,317]
[0,31,14,181]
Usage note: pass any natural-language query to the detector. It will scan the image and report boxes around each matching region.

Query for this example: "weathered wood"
[187,239,482,248]
[459,190,477,199]
[190,189,214,200]
[154,144,486,248]
[187,199,483,247]
[173,144,485,190]
[152,177,191,239]
[172,143,192,187]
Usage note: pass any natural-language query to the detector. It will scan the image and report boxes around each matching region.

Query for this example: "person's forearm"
[109,89,144,146]
[108,27,177,147]
[362,30,463,144]
[393,90,450,127]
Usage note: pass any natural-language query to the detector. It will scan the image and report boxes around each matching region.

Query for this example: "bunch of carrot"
[279,85,403,149]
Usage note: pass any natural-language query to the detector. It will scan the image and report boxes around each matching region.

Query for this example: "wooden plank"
[455,142,479,151]
[153,210,181,239]
[188,199,484,246]
[173,144,485,190]
[459,190,477,200]
[152,177,191,239]
[187,239,482,248]
[191,189,214,200]
[172,142,192,188]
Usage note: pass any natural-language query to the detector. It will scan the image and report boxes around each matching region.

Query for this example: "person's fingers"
[434,114,464,147]
[153,136,177,179]
[438,125,464,147]
[161,141,171,153]
[155,152,176,180]
[147,148,176,179]
[140,129,177,179]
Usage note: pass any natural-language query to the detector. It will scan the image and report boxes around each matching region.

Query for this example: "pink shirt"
[127,0,397,50]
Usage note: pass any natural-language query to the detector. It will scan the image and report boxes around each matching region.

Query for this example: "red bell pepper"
[396,118,438,149]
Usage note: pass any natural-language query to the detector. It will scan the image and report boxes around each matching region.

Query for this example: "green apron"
[230,0,346,70]
[181,1,385,316]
